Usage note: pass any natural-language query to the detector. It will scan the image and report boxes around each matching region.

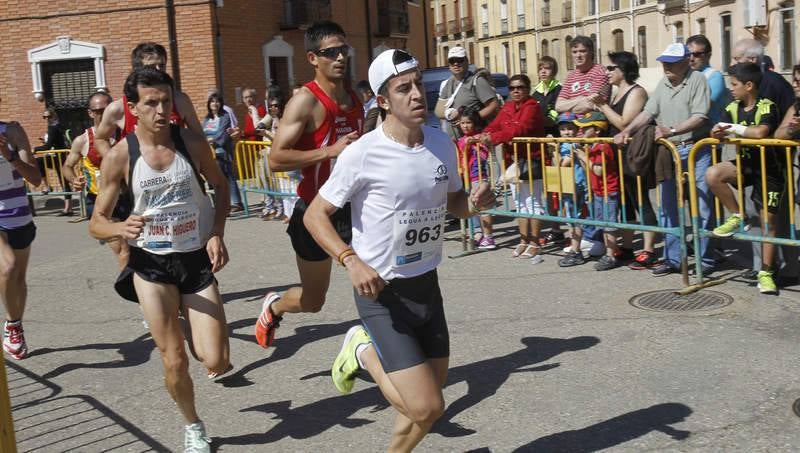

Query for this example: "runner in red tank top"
[254,21,363,349]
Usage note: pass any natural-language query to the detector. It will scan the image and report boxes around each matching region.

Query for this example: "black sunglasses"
[448,57,466,65]
[605,65,619,71]
[314,45,349,59]
[689,51,707,58]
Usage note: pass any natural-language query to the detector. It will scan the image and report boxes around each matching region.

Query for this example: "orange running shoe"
[255,292,282,348]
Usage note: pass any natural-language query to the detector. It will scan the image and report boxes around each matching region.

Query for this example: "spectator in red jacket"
[242,87,267,141]
[477,74,546,261]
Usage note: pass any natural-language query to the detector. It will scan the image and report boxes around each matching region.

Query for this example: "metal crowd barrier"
[26,149,87,217]
[687,137,800,287]
[475,136,689,285]
[234,140,298,217]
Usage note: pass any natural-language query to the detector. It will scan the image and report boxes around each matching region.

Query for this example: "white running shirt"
[319,124,462,281]
[129,150,214,254]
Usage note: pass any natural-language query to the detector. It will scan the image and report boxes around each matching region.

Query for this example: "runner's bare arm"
[63,134,86,189]
[95,99,125,158]
[184,129,230,236]
[175,91,204,135]
[447,182,494,219]
[89,142,144,241]
[304,195,385,297]
[1,122,42,186]
[268,88,358,171]
[183,129,229,272]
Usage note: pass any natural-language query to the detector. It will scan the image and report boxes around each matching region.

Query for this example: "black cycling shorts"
[356,269,449,373]
[0,222,36,250]
[287,199,351,262]
[114,246,216,303]
[732,154,786,214]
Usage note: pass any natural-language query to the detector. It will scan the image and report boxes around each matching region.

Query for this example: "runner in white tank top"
[88,68,230,453]
[0,115,43,362]
[304,49,496,451]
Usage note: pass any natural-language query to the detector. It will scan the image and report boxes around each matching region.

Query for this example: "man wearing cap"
[437,46,499,140]
[304,48,495,451]
[614,43,714,277]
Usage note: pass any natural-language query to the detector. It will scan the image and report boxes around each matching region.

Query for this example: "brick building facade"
[1,1,434,144]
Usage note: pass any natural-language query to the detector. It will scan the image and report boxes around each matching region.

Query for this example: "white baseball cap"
[447,46,467,60]
[368,49,420,95]
[656,43,689,63]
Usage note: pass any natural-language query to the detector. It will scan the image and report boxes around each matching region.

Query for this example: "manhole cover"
[793,398,800,417]
[629,289,734,312]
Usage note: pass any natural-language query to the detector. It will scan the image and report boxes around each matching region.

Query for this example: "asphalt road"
[5,207,800,452]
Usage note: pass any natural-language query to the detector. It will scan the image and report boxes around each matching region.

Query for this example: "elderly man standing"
[555,35,609,115]
[436,46,499,140]
[614,43,713,277]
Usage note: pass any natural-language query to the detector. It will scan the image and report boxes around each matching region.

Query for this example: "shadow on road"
[31,333,155,379]
[513,402,692,452]
[7,360,170,452]
[216,318,361,388]
[433,336,600,437]
[214,335,596,447]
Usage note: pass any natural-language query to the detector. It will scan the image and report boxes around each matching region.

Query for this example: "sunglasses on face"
[448,57,466,65]
[509,85,528,91]
[605,65,619,71]
[689,51,707,58]
[314,45,349,59]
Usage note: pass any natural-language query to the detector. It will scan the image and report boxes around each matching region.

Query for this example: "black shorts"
[356,269,449,373]
[731,154,786,214]
[86,193,132,220]
[0,222,36,250]
[114,246,216,303]
[287,199,351,262]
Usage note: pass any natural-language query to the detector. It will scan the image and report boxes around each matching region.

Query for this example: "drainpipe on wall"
[422,0,431,67]
[213,0,224,90]
[166,0,181,89]
[365,0,373,61]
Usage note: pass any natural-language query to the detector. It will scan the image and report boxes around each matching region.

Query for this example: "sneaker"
[712,214,750,237]
[3,320,28,360]
[651,263,678,277]
[184,421,211,453]
[594,255,619,271]
[477,236,497,250]
[539,230,565,246]
[757,271,778,295]
[614,247,635,262]
[629,251,658,270]
[332,325,371,394]
[558,250,586,267]
[255,292,283,348]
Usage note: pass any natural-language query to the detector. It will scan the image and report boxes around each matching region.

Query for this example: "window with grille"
[42,59,96,137]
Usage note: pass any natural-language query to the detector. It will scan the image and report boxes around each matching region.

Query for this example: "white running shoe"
[3,320,28,360]
[184,421,211,453]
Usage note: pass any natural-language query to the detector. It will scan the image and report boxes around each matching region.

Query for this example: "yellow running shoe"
[332,325,371,394]
[712,214,749,237]
[757,271,778,295]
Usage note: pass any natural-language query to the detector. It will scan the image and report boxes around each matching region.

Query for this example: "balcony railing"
[435,23,447,36]
[281,0,331,28]
[448,19,460,34]
[461,16,474,32]
[375,0,410,37]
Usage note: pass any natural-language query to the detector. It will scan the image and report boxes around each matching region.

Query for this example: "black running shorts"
[287,199,352,262]
[730,154,786,215]
[114,246,216,303]
[356,269,449,373]
[0,222,36,250]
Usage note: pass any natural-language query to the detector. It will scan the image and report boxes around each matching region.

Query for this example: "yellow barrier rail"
[234,140,299,217]
[687,137,800,288]
[27,149,87,218]
[476,136,688,285]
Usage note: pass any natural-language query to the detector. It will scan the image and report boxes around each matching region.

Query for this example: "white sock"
[355,343,370,369]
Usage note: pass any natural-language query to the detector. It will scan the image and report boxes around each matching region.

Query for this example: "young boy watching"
[556,112,590,267]
[572,112,621,271]
[706,62,784,294]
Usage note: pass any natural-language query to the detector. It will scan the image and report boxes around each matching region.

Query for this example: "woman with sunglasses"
[34,107,73,215]
[476,74,546,260]
[590,51,658,270]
